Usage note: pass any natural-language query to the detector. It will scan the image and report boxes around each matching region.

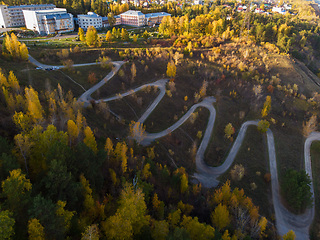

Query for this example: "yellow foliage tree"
[211,203,230,230]
[2,32,29,60]
[282,230,296,240]
[166,60,176,79]
[105,30,112,42]
[102,183,150,239]
[261,96,271,118]
[56,200,75,231]
[151,220,169,240]
[181,215,215,240]
[86,26,98,47]
[67,120,79,146]
[83,126,98,154]
[180,173,188,194]
[129,121,146,144]
[25,87,44,123]
[28,218,45,240]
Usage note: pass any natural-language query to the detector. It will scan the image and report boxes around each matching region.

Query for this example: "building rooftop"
[8,4,55,9]
[44,13,71,20]
[78,12,101,18]
[145,12,171,18]
[28,8,67,14]
[120,10,145,16]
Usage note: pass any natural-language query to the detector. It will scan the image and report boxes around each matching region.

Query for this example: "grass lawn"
[152,107,210,173]
[310,142,320,239]
[219,126,272,219]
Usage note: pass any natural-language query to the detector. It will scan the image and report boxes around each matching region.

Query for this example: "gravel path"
[29,54,318,239]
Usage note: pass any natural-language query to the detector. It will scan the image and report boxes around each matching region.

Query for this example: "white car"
[36,67,42,70]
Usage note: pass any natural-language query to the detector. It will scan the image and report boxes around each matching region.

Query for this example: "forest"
[1,0,320,239]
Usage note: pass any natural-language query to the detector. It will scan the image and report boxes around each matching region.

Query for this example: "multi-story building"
[120,10,145,27]
[77,12,102,30]
[0,4,55,28]
[23,8,74,35]
[145,12,171,26]
[0,5,10,28]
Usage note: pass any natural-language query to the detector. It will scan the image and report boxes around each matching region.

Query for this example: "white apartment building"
[23,8,74,35]
[77,12,102,30]
[0,4,55,28]
[120,10,145,27]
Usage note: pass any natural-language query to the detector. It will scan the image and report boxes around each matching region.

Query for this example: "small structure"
[77,12,102,30]
[23,8,74,35]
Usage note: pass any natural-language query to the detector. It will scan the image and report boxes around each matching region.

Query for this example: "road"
[28,53,317,239]
[28,54,101,70]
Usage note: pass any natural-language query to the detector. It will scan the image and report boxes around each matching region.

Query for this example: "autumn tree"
[181,215,215,240]
[108,12,116,27]
[166,61,176,79]
[121,28,129,41]
[142,30,150,40]
[283,230,296,240]
[83,126,98,154]
[86,26,98,47]
[104,137,113,160]
[302,115,317,137]
[180,173,188,194]
[224,123,235,141]
[56,200,75,232]
[261,95,271,118]
[133,34,138,42]
[211,203,230,230]
[67,119,79,146]
[98,56,111,69]
[81,224,100,240]
[2,32,28,60]
[131,63,136,83]
[105,30,112,42]
[2,169,32,212]
[25,87,44,123]
[88,72,98,85]
[129,121,146,145]
[257,120,270,133]
[199,80,208,98]
[0,210,15,240]
[102,183,150,239]
[78,27,86,42]
[28,218,45,240]
[14,133,32,174]
[151,220,169,240]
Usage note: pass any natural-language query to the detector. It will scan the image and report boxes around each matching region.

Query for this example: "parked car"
[36,67,42,70]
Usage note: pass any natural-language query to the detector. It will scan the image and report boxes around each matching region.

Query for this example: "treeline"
[158,7,320,74]
[0,65,285,239]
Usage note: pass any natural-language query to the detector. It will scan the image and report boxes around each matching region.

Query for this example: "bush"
[281,169,313,212]
[230,164,245,181]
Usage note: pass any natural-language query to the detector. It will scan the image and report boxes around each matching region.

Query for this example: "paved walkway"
[29,54,318,239]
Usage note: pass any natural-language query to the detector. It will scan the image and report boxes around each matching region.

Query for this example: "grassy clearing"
[60,64,112,90]
[219,126,272,219]
[93,58,166,99]
[310,142,320,239]
[150,107,210,173]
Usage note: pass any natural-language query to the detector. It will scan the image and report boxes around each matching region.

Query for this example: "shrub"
[230,164,245,181]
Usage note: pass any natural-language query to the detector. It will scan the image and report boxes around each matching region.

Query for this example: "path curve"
[29,55,318,238]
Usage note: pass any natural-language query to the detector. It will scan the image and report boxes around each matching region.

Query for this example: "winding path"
[30,55,318,239]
